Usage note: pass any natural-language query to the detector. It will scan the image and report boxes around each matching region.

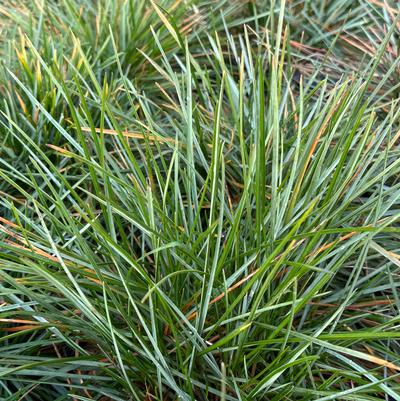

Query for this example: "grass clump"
[1,1,400,400]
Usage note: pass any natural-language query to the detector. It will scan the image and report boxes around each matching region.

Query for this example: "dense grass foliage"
[1,1,400,400]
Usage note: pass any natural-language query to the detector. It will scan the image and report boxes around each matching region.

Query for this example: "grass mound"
[1,1,400,400]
